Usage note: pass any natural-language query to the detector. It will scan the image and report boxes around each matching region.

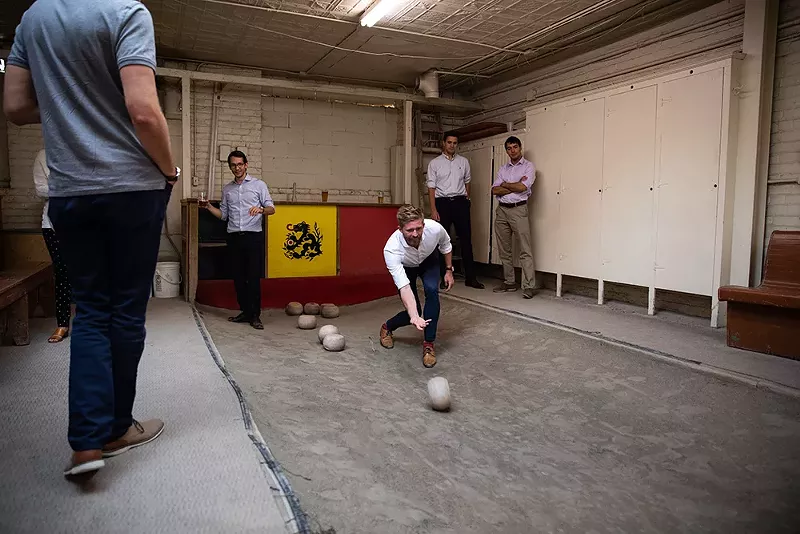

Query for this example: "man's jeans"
[385,251,440,343]
[49,185,171,451]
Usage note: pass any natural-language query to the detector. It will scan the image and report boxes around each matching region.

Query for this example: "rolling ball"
[427,377,451,412]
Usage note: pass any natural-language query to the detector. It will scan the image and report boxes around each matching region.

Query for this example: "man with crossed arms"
[491,136,537,299]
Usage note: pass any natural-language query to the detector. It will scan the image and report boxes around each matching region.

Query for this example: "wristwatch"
[165,166,181,182]
[446,266,455,272]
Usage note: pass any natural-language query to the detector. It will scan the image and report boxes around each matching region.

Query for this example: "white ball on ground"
[322,333,346,352]
[285,302,303,316]
[318,324,340,343]
[304,302,321,315]
[427,377,451,412]
[297,315,317,330]
[320,304,340,318]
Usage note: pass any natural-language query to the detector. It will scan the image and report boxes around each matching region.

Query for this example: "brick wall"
[262,96,398,204]
[191,82,263,199]
[766,0,800,239]
[2,124,44,230]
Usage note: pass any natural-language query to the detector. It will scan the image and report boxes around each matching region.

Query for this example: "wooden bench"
[0,262,55,346]
[718,230,800,361]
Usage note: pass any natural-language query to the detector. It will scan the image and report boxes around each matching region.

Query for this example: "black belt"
[499,200,527,208]
[437,195,467,201]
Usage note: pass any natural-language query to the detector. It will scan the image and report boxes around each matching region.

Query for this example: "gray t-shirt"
[7,0,166,197]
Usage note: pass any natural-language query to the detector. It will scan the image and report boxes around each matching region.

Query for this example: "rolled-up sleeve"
[220,188,229,221]
[492,165,506,188]
[522,161,535,190]
[437,226,453,255]
[426,160,437,190]
[259,182,275,208]
[384,247,410,290]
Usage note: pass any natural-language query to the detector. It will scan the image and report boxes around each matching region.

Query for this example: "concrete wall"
[766,0,800,240]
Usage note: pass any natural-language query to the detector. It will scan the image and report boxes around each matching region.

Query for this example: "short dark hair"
[227,150,248,165]
[442,131,459,142]
[505,136,522,149]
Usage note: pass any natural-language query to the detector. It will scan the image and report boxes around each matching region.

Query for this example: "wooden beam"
[155,67,482,113]
[404,100,413,205]
[181,75,192,199]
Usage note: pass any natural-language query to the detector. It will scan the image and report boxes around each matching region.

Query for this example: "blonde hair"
[396,204,423,228]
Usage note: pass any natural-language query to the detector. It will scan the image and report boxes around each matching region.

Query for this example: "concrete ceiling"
[2,0,720,95]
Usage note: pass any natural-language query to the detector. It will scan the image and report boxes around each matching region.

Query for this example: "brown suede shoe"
[102,419,165,458]
[63,449,104,479]
[422,342,436,368]
[379,323,394,349]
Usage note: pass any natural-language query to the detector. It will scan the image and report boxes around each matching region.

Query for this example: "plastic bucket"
[153,261,181,298]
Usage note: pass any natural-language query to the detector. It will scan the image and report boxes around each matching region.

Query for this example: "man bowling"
[379,205,454,368]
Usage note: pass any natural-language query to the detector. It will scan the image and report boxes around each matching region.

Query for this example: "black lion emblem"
[283,221,323,260]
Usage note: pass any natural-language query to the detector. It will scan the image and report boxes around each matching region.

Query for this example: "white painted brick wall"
[192,82,263,199]
[766,0,800,239]
[262,96,398,203]
[2,124,44,230]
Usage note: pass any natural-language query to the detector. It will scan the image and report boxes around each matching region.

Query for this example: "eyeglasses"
[229,163,246,168]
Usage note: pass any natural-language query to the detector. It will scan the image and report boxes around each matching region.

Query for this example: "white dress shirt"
[220,174,274,233]
[383,219,453,289]
[32,149,52,229]
[426,154,471,198]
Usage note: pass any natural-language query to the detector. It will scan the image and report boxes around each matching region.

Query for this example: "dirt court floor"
[200,297,800,534]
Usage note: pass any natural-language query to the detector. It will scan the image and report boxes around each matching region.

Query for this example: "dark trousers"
[49,184,171,451]
[385,251,440,343]
[226,231,264,319]
[435,196,476,282]
[42,228,72,328]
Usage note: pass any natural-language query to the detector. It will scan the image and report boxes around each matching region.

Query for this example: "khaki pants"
[494,203,535,289]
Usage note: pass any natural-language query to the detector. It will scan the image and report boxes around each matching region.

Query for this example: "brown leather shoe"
[102,419,165,458]
[379,323,394,349]
[63,449,104,479]
[422,342,436,368]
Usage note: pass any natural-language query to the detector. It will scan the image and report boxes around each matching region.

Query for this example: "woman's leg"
[43,228,73,338]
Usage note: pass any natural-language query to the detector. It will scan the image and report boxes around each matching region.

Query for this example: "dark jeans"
[385,251,440,343]
[49,184,171,451]
[226,231,263,319]
[435,195,476,282]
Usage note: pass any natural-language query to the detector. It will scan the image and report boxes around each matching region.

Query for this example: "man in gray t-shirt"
[5,0,178,479]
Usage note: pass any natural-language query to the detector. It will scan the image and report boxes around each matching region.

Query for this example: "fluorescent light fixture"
[360,0,400,27]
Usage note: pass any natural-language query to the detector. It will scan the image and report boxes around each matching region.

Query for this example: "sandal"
[48,327,69,343]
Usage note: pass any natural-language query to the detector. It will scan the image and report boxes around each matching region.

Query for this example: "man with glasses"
[204,151,275,329]
[491,136,537,299]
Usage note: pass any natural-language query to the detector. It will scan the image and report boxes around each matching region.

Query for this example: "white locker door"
[462,146,494,264]
[526,108,563,273]
[601,85,658,287]
[489,138,521,268]
[654,68,723,296]
[559,98,605,279]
